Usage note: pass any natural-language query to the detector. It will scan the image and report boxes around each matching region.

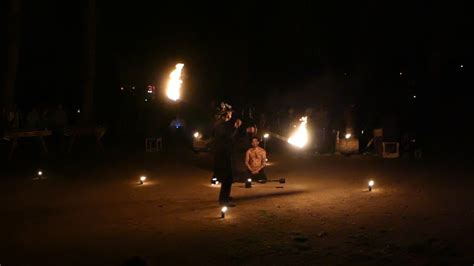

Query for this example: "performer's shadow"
[233,190,307,203]
[235,185,285,189]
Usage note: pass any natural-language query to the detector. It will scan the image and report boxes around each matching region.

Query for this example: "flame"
[166,63,184,101]
[288,116,308,148]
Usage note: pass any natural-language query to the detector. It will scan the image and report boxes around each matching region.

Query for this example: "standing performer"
[213,102,242,205]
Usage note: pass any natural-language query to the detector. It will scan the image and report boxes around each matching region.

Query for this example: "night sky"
[2,1,473,148]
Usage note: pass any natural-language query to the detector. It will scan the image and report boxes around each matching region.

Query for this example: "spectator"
[26,107,41,129]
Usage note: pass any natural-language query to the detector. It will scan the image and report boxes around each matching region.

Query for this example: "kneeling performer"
[245,136,267,183]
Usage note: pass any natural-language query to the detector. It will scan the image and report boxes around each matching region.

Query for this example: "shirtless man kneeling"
[245,137,267,183]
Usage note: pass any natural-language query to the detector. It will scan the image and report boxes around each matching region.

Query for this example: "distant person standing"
[7,104,21,129]
[245,137,267,183]
[53,104,68,129]
[52,104,68,152]
[258,113,266,130]
[26,107,41,129]
[213,102,242,205]
[1,107,8,135]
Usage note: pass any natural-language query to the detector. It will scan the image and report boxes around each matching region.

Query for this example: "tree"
[82,0,96,124]
[2,0,21,113]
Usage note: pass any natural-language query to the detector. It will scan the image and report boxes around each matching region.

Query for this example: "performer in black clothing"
[213,102,242,205]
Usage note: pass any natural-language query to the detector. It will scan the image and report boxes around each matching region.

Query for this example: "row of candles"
[32,170,375,219]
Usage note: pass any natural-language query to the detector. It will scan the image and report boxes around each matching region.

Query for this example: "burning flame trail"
[288,116,309,148]
[166,63,184,101]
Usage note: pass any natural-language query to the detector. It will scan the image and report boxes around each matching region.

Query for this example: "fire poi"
[166,63,184,101]
[288,116,309,148]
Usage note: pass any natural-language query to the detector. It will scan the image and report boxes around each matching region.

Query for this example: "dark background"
[1,0,473,154]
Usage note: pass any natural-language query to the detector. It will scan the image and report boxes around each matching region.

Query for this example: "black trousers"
[218,175,233,203]
[215,152,233,203]
[249,169,267,182]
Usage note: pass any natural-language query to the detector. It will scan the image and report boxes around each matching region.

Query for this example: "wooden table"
[64,126,106,153]
[3,129,52,160]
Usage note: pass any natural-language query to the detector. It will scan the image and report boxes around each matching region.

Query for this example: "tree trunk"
[2,0,21,112]
[82,0,96,125]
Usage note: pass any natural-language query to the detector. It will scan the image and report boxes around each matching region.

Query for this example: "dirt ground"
[1,146,473,266]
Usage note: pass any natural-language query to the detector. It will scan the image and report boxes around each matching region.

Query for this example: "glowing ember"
[166,63,184,101]
[288,116,309,148]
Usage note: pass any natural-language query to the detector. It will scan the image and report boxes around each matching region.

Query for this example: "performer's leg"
[219,175,233,203]
[256,169,267,183]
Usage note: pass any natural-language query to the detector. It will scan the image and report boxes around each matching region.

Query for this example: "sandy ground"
[1,146,474,266]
